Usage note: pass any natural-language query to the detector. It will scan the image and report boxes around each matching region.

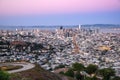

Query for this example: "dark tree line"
[59,62,120,80]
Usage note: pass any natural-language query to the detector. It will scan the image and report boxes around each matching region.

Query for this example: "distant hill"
[81,24,120,28]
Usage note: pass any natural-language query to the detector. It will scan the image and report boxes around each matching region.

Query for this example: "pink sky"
[0,0,120,16]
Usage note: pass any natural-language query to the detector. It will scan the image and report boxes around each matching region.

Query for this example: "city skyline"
[0,0,120,26]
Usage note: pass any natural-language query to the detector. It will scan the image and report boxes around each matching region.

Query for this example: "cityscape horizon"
[0,0,120,80]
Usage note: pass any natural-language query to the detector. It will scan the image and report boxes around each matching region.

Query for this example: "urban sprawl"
[0,26,120,76]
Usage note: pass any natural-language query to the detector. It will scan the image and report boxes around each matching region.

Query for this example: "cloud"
[0,0,120,16]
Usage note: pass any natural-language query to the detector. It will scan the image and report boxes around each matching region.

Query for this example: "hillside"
[10,64,74,80]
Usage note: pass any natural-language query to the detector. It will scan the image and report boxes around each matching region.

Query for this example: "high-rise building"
[79,24,81,30]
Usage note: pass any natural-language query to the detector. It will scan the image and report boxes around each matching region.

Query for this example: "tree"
[84,76,98,80]
[85,64,98,75]
[65,69,74,77]
[55,64,65,69]
[72,63,85,71]
[75,71,83,80]
[84,76,92,80]
[91,76,98,80]
[59,71,64,75]
[0,70,10,80]
[98,68,115,80]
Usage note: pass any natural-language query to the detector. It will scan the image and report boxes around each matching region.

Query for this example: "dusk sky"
[0,0,120,26]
